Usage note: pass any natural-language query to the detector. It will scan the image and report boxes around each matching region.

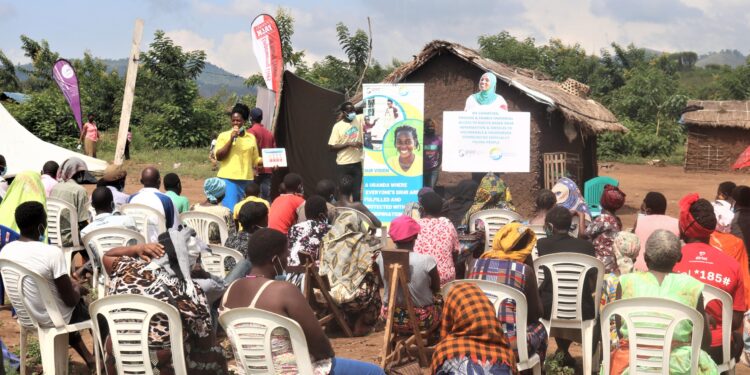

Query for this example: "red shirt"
[248,123,276,175]
[268,194,305,235]
[673,242,746,347]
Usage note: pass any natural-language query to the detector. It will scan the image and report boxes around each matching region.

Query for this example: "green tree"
[73,52,124,130]
[478,31,540,70]
[18,35,59,91]
[0,50,20,91]
[718,65,750,99]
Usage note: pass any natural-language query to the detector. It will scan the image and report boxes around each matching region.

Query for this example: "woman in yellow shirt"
[386,125,422,177]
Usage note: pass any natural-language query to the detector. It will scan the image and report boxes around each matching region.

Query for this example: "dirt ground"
[5,162,750,374]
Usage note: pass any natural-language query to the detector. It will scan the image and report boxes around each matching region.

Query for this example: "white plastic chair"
[600,297,704,375]
[534,253,604,375]
[219,307,315,374]
[702,284,736,374]
[442,279,542,374]
[180,211,229,245]
[0,259,100,375]
[528,224,546,261]
[333,206,374,228]
[204,245,244,278]
[468,209,522,251]
[89,294,187,375]
[82,227,145,298]
[46,197,86,272]
[119,203,166,241]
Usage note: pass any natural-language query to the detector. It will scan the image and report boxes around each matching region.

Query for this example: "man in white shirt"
[81,187,139,240]
[96,164,130,208]
[40,160,59,197]
[0,201,96,370]
[127,167,179,239]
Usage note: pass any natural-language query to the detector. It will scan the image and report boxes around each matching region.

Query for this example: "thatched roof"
[681,100,750,129]
[353,40,626,135]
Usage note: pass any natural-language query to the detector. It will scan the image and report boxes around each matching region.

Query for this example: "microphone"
[233,128,245,145]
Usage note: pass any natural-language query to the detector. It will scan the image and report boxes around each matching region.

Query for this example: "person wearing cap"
[215,103,263,215]
[96,164,130,208]
[328,102,364,202]
[375,215,441,334]
[673,194,746,365]
[247,107,276,201]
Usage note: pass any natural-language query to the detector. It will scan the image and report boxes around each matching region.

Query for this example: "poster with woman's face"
[362,84,424,224]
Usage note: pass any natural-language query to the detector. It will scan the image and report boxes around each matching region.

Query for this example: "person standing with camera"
[215,103,263,214]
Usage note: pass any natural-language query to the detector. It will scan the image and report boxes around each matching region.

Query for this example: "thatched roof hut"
[354,40,625,215]
[681,100,750,172]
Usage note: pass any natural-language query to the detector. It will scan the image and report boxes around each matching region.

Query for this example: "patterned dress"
[106,256,228,375]
[287,219,330,265]
[585,212,621,274]
[413,217,460,285]
[469,259,548,364]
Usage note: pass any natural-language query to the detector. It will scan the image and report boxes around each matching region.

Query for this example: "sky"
[1,0,749,78]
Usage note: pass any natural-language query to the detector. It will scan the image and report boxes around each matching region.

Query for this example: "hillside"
[696,50,747,68]
[17,59,256,97]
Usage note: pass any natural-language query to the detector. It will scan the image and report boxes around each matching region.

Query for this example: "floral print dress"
[585,212,621,274]
[413,217,460,285]
[287,219,331,265]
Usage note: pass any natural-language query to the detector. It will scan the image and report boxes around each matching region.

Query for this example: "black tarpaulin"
[273,71,345,196]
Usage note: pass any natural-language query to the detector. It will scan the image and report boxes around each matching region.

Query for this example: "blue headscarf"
[203,177,226,204]
[473,72,498,105]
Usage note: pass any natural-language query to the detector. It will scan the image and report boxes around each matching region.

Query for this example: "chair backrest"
[0,259,67,329]
[441,279,534,365]
[468,209,522,251]
[702,284,734,371]
[583,176,618,207]
[180,211,229,245]
[219,307,315,374]
[528,224,546,260]
[120,203,166,240]
[0,224,20,250]
[600,297,703,375]
[333,207,373,229]
[82,227,145,297]
[46,197,82,248]
[533,253,604,321]
[204,245,244,278]
[89,294,187,375]
[381,249,411,283]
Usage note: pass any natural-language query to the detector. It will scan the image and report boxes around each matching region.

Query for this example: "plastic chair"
[119,203,166,241]
[46,197,86,272]
[82,227,145,298]
[0,224,20,305]
[600,297,703,375]
[89,294,187,375]
[442,279,542,374]
[584,176,618,218]
[180,211,229,245]
[468,209,522,252]
[219,307,315,374]
[528,224,546,261]
[333,206,374,228]
[702,284,736,374]
[534,253,604,375]
[204,245,243,278]
[0,259,100,375]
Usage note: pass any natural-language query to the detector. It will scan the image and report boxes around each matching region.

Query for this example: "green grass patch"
[600,145,684,166]
[96,130,216,180]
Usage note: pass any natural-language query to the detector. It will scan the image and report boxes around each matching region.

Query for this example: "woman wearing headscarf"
[432,282,517,374]
[50,157,91,246]
[584,184,625,273]
[468,222,547,367]
[191,177,233,244]
[319,211,382,336]
[0,171,46,233]
[600,232,640,348]
[462,173,515,227]
[464,72,509,112]
[551,177,591,236]
[102,227,228,374]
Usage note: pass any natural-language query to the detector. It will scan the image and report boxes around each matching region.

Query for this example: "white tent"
[0,102,108,177]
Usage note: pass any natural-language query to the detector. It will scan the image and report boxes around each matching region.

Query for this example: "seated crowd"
[2,152,750,375]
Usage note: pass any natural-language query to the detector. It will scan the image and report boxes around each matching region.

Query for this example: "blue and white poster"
[362,83,424,224]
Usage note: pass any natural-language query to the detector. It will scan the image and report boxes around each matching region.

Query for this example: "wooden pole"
[114,19,144,165]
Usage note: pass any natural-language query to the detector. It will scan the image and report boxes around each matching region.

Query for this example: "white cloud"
[164,29,259,77]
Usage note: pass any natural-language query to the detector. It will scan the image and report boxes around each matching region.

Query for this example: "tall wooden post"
[114,19,144,165]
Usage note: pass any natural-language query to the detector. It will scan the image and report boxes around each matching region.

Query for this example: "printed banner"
[362,83,424,224]
[442,111,530,172]
[52,59,83,131]
[251,14,284,99]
